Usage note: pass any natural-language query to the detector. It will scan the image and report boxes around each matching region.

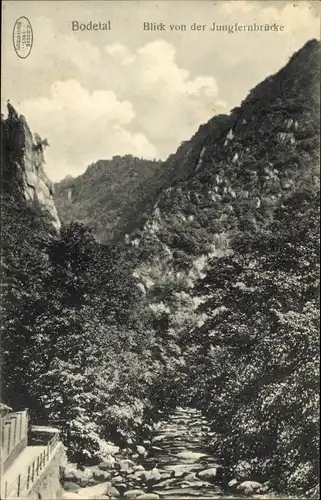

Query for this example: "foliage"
[1,203,166,461]
[1,40,320,497]
[185,187,320,494]
[54,156,163,243]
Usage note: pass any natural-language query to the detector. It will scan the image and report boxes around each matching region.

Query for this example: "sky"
[2,0,320,182]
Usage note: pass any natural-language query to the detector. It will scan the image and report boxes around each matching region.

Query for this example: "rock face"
[53,118,235,246]
[129,38,320,296]
[1,103,60,230]
[55,41,320,257]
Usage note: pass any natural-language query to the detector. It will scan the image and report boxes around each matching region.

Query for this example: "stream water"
[63,407,264,499]
[136,406,224,498]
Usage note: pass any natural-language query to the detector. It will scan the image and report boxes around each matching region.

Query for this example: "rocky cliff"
[54,117,236,245]
[129,39,320,297]
[1,103,60,230]
[124,39,320,496]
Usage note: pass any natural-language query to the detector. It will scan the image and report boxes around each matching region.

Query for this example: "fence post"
[19,413,22,441]
[13,417,18,446]
[17,474,21,497]
[32,461,35,482]
[3,424,9,461]
[27,465,31,490]
[7,423,11,455]
[10,419,16,452]
[1,422,4,449]
[24,409,29,442]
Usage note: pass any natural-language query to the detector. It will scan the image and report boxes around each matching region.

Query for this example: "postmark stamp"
[13,16,33,59]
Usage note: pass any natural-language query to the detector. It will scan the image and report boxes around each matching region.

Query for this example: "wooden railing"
[2,432,60,499]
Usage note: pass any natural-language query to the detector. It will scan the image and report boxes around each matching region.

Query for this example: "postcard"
[1,1,320,499]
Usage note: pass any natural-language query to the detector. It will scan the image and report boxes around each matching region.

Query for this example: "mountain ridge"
[1,38,319,498]
[128,38,320,295]
[54,155,165,243]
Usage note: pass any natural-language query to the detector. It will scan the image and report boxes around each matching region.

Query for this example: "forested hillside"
[185,186,319,496]
[54,116,236,244]
[1,108,178,464]
[54,156,164,243]
[127,38,320,496]
[1,39,319,498]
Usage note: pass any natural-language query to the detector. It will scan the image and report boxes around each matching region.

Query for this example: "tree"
[185,187,319,495]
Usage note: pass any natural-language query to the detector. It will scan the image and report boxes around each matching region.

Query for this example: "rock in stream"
[62,407,265,499]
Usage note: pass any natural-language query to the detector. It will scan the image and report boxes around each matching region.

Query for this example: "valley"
[1,38,320,500]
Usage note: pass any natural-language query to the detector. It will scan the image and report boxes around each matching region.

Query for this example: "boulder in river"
[152,434,167,443]
[92,469,111,481]
[70,481,112,498]
[133,465,145,472]
[160,471,173,480]
[198,467,219,481]
[136,494,160,500]
[112,475,127,485]
[63,481,79,492]
[99,456,115,470]
[124,490,146,499]
[137,445,147,457]
[176,450,207,462]
[184,472,197,481]
[63,465,94,487]
[180,479,214,489]
[174,468,187,478]
[119,459,136,471]
[236,481,263,494]
[63,465,79,482]
[108,485,120,497]
[146,468,162,483]
[134,470,147,480]
[228,478,238,488]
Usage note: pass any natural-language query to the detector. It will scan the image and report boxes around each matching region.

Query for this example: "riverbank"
[62,407,274,499]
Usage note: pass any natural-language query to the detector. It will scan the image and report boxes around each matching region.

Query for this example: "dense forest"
[1,39,320,498]
[1,194,180,462]
[54,156,164,243]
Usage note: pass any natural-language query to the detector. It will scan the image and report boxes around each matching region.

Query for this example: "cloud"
[104,40,226,147]
[15,39,227,181]
[105,43,134,65]
[2,0,318,181]
[19,80,156,181]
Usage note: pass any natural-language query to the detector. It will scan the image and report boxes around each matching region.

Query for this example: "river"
[63,407,265,499]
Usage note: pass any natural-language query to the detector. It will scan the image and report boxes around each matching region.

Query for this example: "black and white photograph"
[1,1,320,499]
